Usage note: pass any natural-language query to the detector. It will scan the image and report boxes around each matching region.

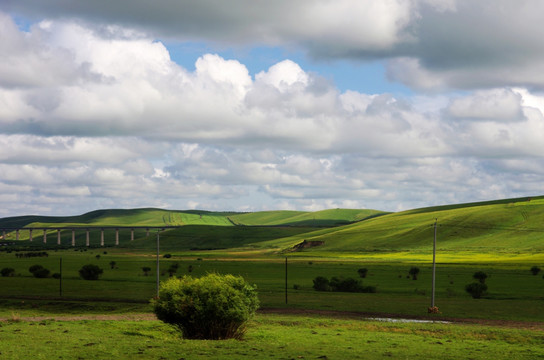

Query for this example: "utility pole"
[285,257,288,304]
[59,257,62,297]
[156,230,160,298]
[431,218,437,308]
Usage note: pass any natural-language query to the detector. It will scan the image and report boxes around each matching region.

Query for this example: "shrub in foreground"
[79,264,103,280]
[152,273,259,340]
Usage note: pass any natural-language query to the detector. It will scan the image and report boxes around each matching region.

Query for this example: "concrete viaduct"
[0,226,180,247]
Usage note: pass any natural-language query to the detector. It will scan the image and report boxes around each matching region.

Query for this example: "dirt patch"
[291,240,324,251]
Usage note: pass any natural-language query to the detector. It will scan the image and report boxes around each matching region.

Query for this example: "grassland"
[1,250,543,322]
[1,313,543,360]
[1,196,544,358]
[3,196,543,261]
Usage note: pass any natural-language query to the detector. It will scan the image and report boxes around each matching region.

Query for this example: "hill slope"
[228,208,386,226]
[258,196,544,256]
[0,208,378,231]
[2,197,544,259]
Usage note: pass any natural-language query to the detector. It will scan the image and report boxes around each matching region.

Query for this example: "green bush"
[79,264,104,280]
[473,271,488,284]
[28,264,50,278]
[29,264,44,274]
[35,268,50,278]
[357,268,368,278]
[152,273,259,340]
[1,267,15,277]
[330,277,364,292]
[409,267,420,280]
[167,263,179,277]
[312,276,330,291]
[313,276,376,293]
[530,266,541,275]
[465,282,488,299]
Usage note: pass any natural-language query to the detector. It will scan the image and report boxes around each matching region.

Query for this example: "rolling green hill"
[0,208,382,230]
[2,196,544,261]
[256,196,544,260]
[228,208,387,226]
[0,208,238,229]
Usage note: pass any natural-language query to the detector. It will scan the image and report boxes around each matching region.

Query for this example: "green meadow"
[1,314,543,360]
[1,196,544,358]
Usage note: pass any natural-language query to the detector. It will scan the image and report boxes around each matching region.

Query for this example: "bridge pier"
[3,226,176,247]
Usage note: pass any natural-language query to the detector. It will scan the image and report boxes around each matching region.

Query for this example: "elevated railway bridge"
[0,226,180,247]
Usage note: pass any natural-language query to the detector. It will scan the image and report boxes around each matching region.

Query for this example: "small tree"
[1,267,15,277]
[28,264,50,278]
[357,268,368,278]
[409,267,420,280]
[465,282,487,299]
[142,266,151,276]
[79,264,104,280]
[473,271,488,284]
[29,264,44,274]
[530,266,541,275]
[152,273,259,340]
[331,277,367,292]
[32,267,50,278]
[109,261,116,269]
[167,263,179,277]
[312,276,330,291]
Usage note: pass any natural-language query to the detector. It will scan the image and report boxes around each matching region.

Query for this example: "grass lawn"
[0,313,543,360]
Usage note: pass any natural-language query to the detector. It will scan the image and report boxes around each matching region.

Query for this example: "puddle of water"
[369,317,450,324]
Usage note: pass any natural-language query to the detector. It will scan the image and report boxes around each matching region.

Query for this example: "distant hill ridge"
[2,196,544,257]
[0,207,386,229]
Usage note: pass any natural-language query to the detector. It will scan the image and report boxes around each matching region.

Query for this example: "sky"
[1,0,544,217]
